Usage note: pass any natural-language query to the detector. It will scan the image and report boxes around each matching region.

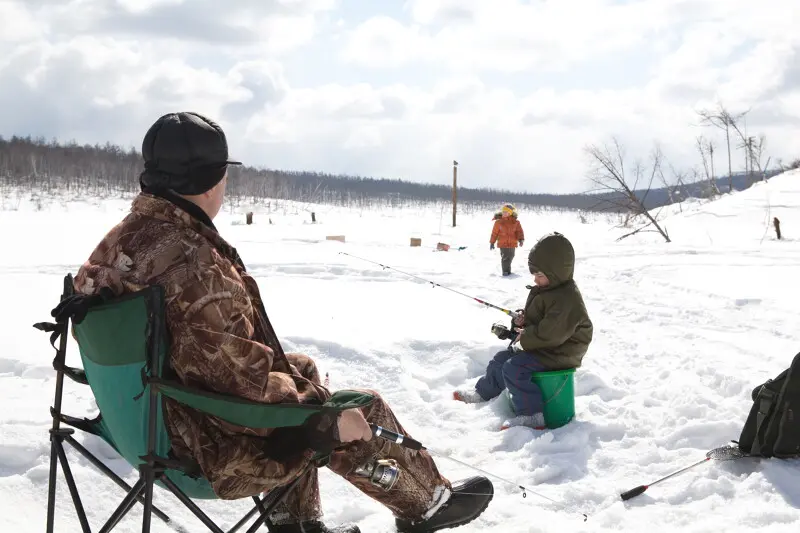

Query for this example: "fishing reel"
[490,322,516,341]
[354,458,400,491]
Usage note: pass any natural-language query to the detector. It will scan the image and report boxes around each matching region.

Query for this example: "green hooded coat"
[518,232,593,370]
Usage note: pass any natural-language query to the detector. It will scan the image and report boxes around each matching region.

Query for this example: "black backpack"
[737,352,800,458]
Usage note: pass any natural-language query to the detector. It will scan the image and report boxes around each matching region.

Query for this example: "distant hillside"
[0,135,784,213]
[636,169,784,210]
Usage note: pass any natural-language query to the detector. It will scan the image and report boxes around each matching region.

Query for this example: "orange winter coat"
[490,216,524,248]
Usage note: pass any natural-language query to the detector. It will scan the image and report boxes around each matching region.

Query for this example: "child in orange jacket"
[490,204,525,276]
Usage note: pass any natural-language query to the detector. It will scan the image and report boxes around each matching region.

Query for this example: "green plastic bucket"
[531,368,576,428]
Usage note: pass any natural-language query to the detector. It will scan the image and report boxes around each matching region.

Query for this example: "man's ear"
[203,178,223,199]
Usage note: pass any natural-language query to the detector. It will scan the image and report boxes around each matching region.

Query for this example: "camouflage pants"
[269,353,452,525]
[500,247,515,273]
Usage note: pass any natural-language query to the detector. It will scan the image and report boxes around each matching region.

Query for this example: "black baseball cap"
[139,111,242,195]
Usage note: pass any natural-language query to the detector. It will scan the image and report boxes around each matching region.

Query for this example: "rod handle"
[620,485,647,501]
[369,424,425,450]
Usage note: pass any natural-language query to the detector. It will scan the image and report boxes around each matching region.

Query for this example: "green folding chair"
[35,274,375,533]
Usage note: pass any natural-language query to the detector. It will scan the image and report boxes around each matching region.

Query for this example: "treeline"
[0,135,784,213]
[0,135,601,211]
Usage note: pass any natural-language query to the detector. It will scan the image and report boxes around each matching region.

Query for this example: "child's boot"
[500,413,546,430]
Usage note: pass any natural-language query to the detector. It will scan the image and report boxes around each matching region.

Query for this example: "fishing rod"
[339,252,521,320]
[619,443,748,501]
[368,424,588,522]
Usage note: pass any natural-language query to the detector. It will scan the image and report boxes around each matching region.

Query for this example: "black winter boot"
[394,476,493,532]
[268,520,360,533]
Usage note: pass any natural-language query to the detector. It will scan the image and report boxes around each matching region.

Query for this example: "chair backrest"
[72,287,165,464]
[72,285,217,499]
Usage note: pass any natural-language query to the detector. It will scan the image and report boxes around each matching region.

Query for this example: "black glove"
[490,243,495,250]
[261,409,342,461]
[519,240,524,247]
[303,410,342,454]
[51,287,115,324]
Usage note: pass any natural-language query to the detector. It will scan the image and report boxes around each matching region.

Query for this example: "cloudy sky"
[1,0,799,194]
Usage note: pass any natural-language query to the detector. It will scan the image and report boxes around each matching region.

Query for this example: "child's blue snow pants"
[475,348,548,416]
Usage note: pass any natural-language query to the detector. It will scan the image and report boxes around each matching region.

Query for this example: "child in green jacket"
[454,232,593,429]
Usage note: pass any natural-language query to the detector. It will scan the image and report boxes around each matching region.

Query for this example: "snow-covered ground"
[2,172,800,532]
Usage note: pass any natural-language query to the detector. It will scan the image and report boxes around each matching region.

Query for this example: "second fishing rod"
[339,251,521,321]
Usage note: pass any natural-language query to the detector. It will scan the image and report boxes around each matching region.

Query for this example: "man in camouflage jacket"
[73,112,493,533]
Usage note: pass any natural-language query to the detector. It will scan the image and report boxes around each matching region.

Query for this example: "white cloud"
[0,1,41,43]
[346,0,680,72]
[1,0,800,194]
[339,16,429,69]
[407,0,478,26]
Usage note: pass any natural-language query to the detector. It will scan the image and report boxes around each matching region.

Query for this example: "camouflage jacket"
[73,190,330,499]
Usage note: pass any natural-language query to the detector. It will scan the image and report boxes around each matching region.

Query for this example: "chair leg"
[159,474,226,533]
[106,486,146,533]
[46,438,61,533]
[47,429,92,533]
[141,466,156,533]
[244,473,307,533]
[226,496,269,533]
[65,435,172,524]
[98,478,146,533]
[251,496,275,530]
[55,439,92,533]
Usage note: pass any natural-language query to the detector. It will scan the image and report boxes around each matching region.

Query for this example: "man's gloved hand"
[518,240,524,247]
[490,243,495,250]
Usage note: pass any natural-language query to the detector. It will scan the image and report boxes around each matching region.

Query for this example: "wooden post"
[452,160,458,227]
[311,212,316,223]
[774,217,782,240]
[246,212,253,225]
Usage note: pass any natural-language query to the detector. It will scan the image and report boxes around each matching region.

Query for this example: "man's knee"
[348,388,386,420]
[357,388,383,405]
[284,352,320,383]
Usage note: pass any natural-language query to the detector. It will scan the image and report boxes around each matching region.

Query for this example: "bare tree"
[781,158,800,171]
[696,103,750,192]
[658,160,695,212]
[585,137,671,242]
[695,136,720,196]
[733,128,770,183]
[749,135,770,180]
